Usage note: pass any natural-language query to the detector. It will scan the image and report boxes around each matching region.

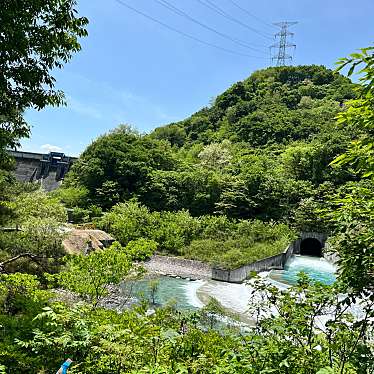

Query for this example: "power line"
[227,0,276,31]
[154,0,266,54]
[270,21,298,66]
[113,0,266,59]
[197,0,273,40]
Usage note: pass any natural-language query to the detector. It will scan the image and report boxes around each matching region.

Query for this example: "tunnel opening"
[300,238,323,257]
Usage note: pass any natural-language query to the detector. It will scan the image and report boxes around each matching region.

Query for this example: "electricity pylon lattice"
[270,21,297,66]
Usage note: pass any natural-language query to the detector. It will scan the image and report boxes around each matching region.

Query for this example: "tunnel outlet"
[299,238,323,257]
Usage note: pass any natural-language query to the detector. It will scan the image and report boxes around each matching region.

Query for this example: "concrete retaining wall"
[212,243,295,283]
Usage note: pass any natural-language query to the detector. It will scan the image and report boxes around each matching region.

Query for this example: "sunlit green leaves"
[333,47,374,178]
[56,247,132,306]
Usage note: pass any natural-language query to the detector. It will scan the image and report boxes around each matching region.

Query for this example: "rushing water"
[268,255,336,286]
[121,255,336,315]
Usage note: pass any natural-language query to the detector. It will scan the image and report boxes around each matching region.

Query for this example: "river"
[120,255,337,316]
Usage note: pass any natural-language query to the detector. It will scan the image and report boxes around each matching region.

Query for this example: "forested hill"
[63,65,357,223]
[151,65,355,147]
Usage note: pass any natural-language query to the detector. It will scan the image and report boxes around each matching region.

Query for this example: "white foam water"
[182,279,205,308]
[126,255,339,322]
[197,280,253,314]
[269,255,336,286]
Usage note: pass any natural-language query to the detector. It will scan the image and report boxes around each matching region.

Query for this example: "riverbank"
[143,254,211,280]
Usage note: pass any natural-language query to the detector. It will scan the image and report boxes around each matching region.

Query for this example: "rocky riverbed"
[143,254,212,280]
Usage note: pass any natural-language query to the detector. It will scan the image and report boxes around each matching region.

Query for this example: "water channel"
[268,255,336,286]
[121,255,337,315]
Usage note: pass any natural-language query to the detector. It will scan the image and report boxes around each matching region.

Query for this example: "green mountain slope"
[152,65,355,147]
[63,65,357,222]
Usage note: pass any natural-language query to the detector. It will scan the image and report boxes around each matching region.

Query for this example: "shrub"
[125,239,158,261]
[98,200,153,245]
[99,201,296,268]
[183,236,291,269]
[69,207,90,223]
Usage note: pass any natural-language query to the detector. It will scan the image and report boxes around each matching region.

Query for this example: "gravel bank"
[143,255,212,280]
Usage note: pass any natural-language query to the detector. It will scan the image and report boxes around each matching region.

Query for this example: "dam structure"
[8,150,77,192]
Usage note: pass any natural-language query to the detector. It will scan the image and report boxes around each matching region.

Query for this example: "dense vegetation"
[63,65,356,222]
[97,200,295,269]
[1,275,372,374]
[56,64,359,267]
[0,1,373,371]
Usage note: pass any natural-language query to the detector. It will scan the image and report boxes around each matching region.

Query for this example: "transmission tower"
[270,21,297,66]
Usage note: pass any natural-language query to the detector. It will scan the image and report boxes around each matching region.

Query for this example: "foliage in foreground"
[326,47,374,297]
[0,0,88,218]
[0,274,372,373]
[54,239,156,306]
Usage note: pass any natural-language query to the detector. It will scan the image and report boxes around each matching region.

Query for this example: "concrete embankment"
[212,244,294,283]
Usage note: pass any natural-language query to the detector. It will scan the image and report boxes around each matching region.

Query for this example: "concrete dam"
[8,150,76,191]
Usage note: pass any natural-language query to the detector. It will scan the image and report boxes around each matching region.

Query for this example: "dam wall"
[8,150,77,191]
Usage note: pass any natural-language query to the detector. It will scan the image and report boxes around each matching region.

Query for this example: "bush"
[183,220,295,269]
[52,186,89,208]
[98,200,153,245]
[99,202,201,254]
[235,219,296,243]
[183,236,291,269]
[125,239,158,261]
[68,207,90,223]
[99,201,296,268]
[150,210,200,254]
[198,215,236,240]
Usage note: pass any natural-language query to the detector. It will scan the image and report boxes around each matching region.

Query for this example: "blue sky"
[22,0,373,156]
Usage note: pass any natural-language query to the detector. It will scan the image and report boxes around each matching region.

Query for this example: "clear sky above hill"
[22,0,373,156]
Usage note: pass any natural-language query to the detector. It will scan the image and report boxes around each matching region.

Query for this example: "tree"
[5,190,67,225]
[332,47,374,178]
[0,0,88,154]
[198,140,232,171]
[99,202,201,254]
[243,277,374,373]
[327,47,374,297]
[0,0,88,231]
[148,279,159,305]
[98,200,154,245]
[281,136,352,185]
[0,190,68,275]
[66,126,176,209]
[0,273,48,315]
[52,186,89,208]
[125,239,158,261]
[326,181,374,296]
[56,245,133,306]
[151,124,186,147]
